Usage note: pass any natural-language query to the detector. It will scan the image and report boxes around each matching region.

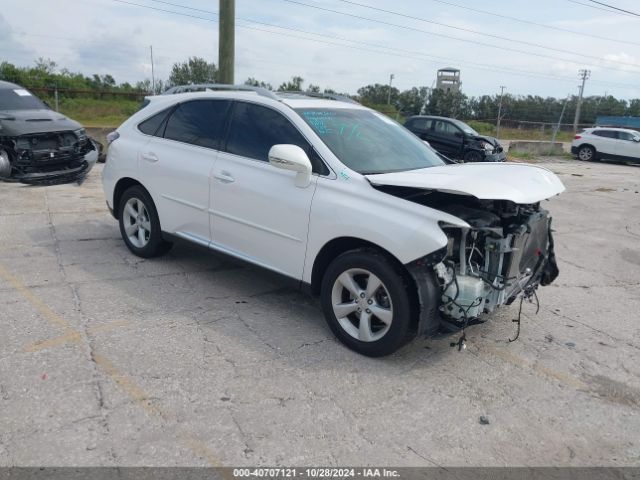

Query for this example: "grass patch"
[43,97,142,128]
[465,120,575,142]
[508,150,536,160]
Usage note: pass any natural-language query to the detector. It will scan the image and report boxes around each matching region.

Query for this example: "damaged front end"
[0,129,98,186]
[432,194,559,331]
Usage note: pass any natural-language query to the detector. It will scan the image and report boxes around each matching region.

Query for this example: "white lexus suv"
[103,86,565,357]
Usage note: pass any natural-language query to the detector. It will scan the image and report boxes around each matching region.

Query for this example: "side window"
[593,130,616,139]
[163,100,231,149]
[434,121,460,137]
[138,108,172,136]
[407,118,431,132]
[617,131,634,141]
[226,102,328,174]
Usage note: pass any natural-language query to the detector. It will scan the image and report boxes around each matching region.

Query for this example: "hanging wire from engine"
[508,285,540,343]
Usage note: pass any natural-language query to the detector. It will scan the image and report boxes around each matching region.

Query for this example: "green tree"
[357,83,399,106]
[244,77,273,90]
[278,76,304,91]
[168,57,217,86]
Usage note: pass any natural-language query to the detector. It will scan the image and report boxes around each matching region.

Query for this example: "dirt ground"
[0,158,639,467]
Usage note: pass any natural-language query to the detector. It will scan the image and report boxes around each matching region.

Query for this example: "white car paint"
[572,127,640,161]
[103,90,564,286]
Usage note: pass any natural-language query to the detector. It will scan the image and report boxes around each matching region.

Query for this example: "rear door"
[430,120,464,157]
[210,101,320,279]
[405,117,432,142]
[590,130,619,156]
[139,99,231,243]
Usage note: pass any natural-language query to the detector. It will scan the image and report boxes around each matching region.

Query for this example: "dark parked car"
[0,81,98,185]
[405,115,506,162]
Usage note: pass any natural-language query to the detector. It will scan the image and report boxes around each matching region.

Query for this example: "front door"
[431,120,464,158]
[210,101,318,279]
[616,131,640,161]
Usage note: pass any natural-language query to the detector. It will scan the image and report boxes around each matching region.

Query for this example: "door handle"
[213,171,235,183]
[141,152,159,163]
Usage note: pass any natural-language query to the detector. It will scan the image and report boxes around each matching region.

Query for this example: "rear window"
[0,88,48,110]
[592,130,617,138]
[163,100,231,149]
[138,108,172,136]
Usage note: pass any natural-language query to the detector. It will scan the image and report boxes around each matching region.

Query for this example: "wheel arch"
[113,177,147,219]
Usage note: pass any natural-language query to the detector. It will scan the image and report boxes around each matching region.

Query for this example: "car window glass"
[593,130,617,139]
[617,131,634,141]
[138,108,172,136]
[226,102,312,162]
[409,118,431,131]
[434,121,459,137]
[163,100,231,149]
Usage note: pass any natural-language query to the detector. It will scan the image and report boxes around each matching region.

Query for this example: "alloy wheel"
[331,268,393,342]
[123,197,151,248]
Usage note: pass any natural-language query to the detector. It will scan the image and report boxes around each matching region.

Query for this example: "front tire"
[577,145,596,161]
[320,249,416,357]
[118,186,172,258]
[463,150,483,163]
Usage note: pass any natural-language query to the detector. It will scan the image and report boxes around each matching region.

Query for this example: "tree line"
[1,57,639,125]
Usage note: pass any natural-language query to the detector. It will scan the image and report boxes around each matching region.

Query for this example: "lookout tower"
[436,68,461,93]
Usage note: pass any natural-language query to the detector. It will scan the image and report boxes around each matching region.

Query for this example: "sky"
[1,0,639,99]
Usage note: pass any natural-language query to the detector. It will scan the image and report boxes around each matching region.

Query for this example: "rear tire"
[118,186,172,258]
[320,249,416,357]
[577,145,596,161]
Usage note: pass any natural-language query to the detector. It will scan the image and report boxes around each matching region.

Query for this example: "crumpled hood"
[366,163,565,204]
[0,109,82,136]
[473,135,500,146]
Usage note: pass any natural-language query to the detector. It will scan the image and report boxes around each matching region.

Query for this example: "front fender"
[302,176,468,283]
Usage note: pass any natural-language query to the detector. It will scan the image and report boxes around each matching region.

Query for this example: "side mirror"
[634,137,640,143]
[454,131,463,138]
[268,144,313,188]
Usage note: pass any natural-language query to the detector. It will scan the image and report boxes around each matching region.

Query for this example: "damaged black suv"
[405,115,506,163]
[0,81,98,185]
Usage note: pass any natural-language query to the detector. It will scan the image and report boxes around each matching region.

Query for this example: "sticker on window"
[14,89,32,97]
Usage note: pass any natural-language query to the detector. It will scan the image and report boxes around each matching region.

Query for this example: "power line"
[566,0,637,17]
[101,0,640,90]
[29,0,630,91]
[333,0,639,67]
[585,0,640,17]
[422,0,640,47]
[282,0,640,72]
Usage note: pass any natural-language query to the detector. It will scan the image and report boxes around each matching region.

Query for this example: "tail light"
[106,131,120,144]
[574,135,582,140]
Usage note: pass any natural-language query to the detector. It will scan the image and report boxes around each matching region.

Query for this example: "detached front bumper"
[484,151,507,162]
[15,148,98,186]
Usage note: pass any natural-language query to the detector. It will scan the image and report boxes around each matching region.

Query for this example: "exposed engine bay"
[379,186,559,331]
[0,80,98,186]
[0,130,97,185]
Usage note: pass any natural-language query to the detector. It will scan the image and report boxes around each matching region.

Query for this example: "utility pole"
[387,73,394,105]
[150,46,156,94]
[219,0,235,85]
[573,69,590,133]
[496,85,506,139]
[550,94,570,155]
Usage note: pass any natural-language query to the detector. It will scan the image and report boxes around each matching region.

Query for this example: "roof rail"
[277,91,360,105]
[162,83,279,101]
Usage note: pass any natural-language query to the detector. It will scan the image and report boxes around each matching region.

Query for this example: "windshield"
[451,119,479,136]
[295,108,444,174]
[0,88,48,111]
